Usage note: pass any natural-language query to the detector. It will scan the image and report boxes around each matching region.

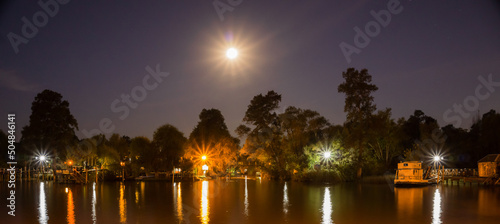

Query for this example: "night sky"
[1,0,499,140]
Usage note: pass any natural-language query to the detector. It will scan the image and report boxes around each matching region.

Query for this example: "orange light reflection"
[67,188,75,224]
[119,183,127,223]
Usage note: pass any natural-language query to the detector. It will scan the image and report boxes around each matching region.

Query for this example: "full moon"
[226,48,238,59]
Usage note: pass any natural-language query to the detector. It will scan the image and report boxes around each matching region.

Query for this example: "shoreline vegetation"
[2,68,499,184]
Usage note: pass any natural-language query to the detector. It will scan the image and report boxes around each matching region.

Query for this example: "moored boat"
[394,161,435,187]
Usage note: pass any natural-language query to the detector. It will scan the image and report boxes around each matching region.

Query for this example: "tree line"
[1,68,499,181]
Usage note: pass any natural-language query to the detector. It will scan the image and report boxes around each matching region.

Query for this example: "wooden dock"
[438,168,499,186]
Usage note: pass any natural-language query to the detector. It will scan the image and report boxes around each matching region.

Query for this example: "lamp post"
[322,151,332,170]
[39,156,46,180]
[200,155,207,177]
[323,152,331,159]
[68,160,73,173]
[120,162,125,182]
[433,155,443,182]
[202,164,209,177]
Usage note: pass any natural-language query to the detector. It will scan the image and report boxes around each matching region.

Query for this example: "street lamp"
[202,164,208,177]
[323,151,331,159]
[433,156,442,163]
[120,162,125,182]
[432,155,444,181]
[201,155,207,161]
[38,155,47,180]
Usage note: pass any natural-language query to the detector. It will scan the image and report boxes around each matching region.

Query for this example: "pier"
[436,168,500,186]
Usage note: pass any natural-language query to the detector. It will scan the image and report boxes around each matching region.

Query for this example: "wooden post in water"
[172,166,175,183]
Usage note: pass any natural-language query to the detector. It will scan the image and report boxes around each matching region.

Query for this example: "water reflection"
[395,187,423,218]
[244,176,249,216]
[66,188,75,224]
[173,183,183,222]
[283,182,289,214]
[200,181,210,224]
[135,184,140,205]
[38,182,48,224]
[119,183,127,223]
[432,188,442,224]
[92,183,97,224]
[322,187,333,224]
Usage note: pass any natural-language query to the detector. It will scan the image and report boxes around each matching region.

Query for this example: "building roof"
[478,154,500,163]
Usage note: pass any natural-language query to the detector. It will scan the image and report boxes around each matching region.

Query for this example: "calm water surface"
[2,178,499,224]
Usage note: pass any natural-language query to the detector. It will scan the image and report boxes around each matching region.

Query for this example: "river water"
[1,178,499,224]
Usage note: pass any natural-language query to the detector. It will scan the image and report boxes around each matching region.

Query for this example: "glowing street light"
[202,164,209,177]
[323,151,331,159]
[120,162,125,182]
[432,154,444,182]
[201,155,207,161]
[433,156,441,162]
[37,155,48,180]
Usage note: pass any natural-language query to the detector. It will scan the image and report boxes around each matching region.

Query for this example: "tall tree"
[130,136,154,174]
[239,91,287,177]
[367,108,402,169]
[107,134,131,160]
[400,110,441,162]
[185,108,239,175]
[280,106,331,171]
[21,89,78,177]
[189,108,232,145]
[338,68,378,178]
[152,124,187,172]
[470,110,500,160]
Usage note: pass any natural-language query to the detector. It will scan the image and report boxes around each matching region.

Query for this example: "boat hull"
[394,179,436,187]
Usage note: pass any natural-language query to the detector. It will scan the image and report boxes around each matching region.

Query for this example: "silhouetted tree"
[239,91,287,178]
[366,108,403,170]
[130,136,154,175]
[185,108,239,176]
[21,89,78,179]
[338,68,378,178]
[152,124,187,172]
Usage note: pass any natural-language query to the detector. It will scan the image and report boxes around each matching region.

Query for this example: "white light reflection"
[432,188,442,224]
[322,187,333,224]
[200,181,210,224]
[38,182,48,224]
[283,182,289,214]
[244,176,249,216]
[173,182,183,222]
[92,183,97,223]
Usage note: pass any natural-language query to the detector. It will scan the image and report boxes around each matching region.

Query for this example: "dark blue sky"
[1,0,499,139]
